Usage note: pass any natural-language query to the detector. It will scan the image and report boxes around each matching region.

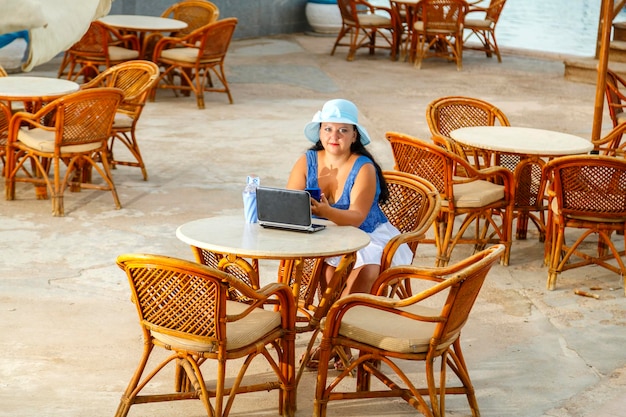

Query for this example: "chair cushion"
[113,112,134,129]
[444,179,505,208]
[413,21,459,35]
[360,14,392,27]
[324,301,458,354]
[18,127,102,154]
[464,18,491,29]
[108,46,139,61]
[151,300,282,352]
[161,47,199,63]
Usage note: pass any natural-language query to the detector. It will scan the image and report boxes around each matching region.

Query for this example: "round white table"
[177,215,370,262]
[99,15,188,58]
[0,76,79,104]
[449,126,593,156]
[99,15,188,32]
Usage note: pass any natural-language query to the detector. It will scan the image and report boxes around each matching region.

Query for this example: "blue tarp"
[0,30,28,49]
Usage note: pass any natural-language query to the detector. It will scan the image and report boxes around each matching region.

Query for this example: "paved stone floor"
[0,33,625,417]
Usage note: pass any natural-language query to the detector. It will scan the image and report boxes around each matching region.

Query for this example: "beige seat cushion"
[108,46,139,61]
[18,127,102,154]
[464,18,491,29]
[439,179,505,208]
[151,300,282,353]
[113,112,134,129]
[322,299,458,354]
[161,47,199,63]
[360,14,392,27]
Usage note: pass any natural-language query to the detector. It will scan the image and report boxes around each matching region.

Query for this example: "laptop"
[256,186,326,233]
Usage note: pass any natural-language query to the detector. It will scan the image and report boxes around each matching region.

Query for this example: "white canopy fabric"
[0,0,113,71]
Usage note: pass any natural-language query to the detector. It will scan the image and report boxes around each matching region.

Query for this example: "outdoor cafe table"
[450,126,594,239]
[0,76,79,112]
[98,14,188,58]
[176,215,371,327]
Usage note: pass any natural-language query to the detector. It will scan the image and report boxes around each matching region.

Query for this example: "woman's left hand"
[311,193,329,218]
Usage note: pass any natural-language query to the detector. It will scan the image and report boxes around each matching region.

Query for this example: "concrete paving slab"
[0,33,625,417]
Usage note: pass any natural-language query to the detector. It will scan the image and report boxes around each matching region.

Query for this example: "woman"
[287,98,413,296]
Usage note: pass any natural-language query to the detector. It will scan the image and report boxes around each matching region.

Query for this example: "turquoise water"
[496,0,602,56]
[371,0,626,57]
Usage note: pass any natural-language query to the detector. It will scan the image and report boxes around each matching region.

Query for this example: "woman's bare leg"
[341,264,380,296]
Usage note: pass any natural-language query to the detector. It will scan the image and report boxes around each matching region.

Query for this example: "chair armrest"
[225,279,296,330]
[105,25,140,51]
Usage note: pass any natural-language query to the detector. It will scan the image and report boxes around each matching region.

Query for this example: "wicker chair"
[463,0,507,62]
[4,88,124,216]
[152,17,238,108]
[543,155,626,295]
[0,64,7,77]
[313,244,504,417]
[81,60,160,180]
[410,0,468,70]
[332,0,398,62]
[386,131,514,267]
[114,253,296,417]
[142,0,220,60]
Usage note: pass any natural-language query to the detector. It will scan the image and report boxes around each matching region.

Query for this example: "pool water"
[370,0,626,57]
[496,0,603,56]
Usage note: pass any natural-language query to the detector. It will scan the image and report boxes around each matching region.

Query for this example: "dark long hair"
[309,133,389,203]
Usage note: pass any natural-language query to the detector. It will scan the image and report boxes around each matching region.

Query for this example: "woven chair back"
[485,0,506,23]
[380,170,440,254]
[49,88,122,146]
[387,133,449,195]
[426,95,510,137]
[163,0,220,36]
[433,244,503,342]
[195,17,238,60]
[419,0,467,33]
[83,60,159,113]
[546,155,626,220]
[119,254,232,343]
[70,21,109,56]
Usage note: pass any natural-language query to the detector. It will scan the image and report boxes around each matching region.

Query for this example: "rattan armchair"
[543,155,626,294]
[386,131,514,267]
[4,88,123,216]
[114,253,296,417]
[410,0,468,70]
[152,17,238,109]
[463,0,507,62]
[332,0,398,62]
[61,21,139,82]
[313,244,504,417]
[81,60,160,180]
[142,0,220,59]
